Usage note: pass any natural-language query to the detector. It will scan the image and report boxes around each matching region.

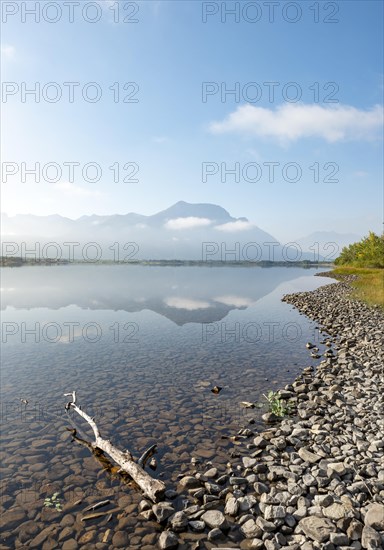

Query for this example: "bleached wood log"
[64,391,165,502]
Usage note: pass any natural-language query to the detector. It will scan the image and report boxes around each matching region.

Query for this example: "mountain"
[294,231,362,261]
[149,201,235,224]
[1,202,319,261]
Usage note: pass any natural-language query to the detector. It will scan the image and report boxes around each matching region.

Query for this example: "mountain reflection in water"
[1,264,323,325]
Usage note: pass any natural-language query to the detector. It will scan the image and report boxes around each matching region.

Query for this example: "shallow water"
[0,265,333,547]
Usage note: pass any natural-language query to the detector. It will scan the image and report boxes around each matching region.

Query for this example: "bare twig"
[138,444,158,469]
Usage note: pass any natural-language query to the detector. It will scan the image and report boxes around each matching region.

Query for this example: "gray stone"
[251,539,264,549]
[293,506,308,521]
[264,539,280,550]
[327,462,347,476]
[141,509,154,520]
[229,476,247,485]
[323,502,346,520]
[314,494,334,507]
[254,481,270,494]
[253,436,267,448]
[243,457,257,469]
[190,488,205,500]
[264,505,286,520]
[256,516,276,532]
[201,510,228,531]
[188,520,205,533]
[204,467,218,479]
[139,499,151,512]
[262,412,280,423]
[216,474,228,485]
[224,497,239,516]
[240,519,262,539]
[169,511,188,532]
[152,502,175,523]
[178,476,200,489]
[207,528,225,542]
[285,514,297,528]
[238,495,257,512]
[364,504,384,531]
[303,473,317,486]
[270,436,287,450]
[204,482,221,494]
[298,447,322,463]
[238,513,254,526]
[298,516,334,543]
[361,526,382,549]
[158,531,179,550]
[347,519,364,540]
[330,532,349,545]
[291,427,310,439]
[183,504,200,516]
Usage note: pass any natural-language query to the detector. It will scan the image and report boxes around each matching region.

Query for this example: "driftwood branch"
[64,391,165,502]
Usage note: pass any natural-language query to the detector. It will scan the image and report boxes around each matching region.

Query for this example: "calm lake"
[0,265,333,547]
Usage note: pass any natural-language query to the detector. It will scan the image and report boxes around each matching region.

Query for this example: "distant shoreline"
[0,257,334,268]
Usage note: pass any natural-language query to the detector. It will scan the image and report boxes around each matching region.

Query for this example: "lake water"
[0,265,333,547]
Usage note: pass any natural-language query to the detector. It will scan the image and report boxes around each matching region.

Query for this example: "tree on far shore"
[334,232,384,268]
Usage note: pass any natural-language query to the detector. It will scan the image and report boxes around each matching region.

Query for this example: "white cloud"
[209,103,383,143]
[214,295,254,307]
[1,44,15,58]
[164,297,211,310]
[54,182,103,198]
[215,220,254,232]
[164,217,212,230]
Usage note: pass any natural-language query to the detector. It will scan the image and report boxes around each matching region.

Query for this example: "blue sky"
[1,0,383,241]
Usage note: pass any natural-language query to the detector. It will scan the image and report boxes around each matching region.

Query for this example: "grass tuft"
[330,266,384,309]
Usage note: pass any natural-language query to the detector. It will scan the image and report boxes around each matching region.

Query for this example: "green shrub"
[334,232,384,268]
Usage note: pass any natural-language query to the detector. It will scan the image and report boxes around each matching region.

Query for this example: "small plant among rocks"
[262,391,293,417]
[43,492,62,511]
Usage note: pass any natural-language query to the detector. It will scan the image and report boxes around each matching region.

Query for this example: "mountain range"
[1,201,361,261]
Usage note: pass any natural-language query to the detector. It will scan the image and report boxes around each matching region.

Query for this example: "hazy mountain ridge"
[1,201,357,261]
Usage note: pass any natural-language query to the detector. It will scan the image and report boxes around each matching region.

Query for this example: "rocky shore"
[144,273,383,549]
